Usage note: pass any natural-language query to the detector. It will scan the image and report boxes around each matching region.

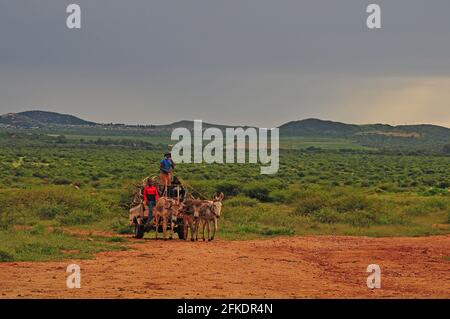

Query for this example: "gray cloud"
[1,0,449,127]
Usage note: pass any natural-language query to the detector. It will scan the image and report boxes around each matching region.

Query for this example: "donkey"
[199,192,224,241]
[154,197,182,240]
[180,199,203,241]
[167,199,182,240]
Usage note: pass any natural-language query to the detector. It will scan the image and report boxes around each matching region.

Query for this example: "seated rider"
[143,179,159,224]
[168,175,186,200]
[159,152,175,195]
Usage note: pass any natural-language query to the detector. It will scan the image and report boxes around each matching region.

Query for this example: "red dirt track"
[0,235,449,298]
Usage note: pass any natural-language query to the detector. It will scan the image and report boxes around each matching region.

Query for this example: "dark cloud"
[1,0,449,126]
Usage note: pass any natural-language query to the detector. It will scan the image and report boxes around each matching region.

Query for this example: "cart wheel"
[134,224,145,239]
[176,223,185,240]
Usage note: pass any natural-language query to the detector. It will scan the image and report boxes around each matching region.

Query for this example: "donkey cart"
[129,177,186,239]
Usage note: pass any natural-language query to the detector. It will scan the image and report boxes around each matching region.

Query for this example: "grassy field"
[0,130,449,261]
[0,226,127,262]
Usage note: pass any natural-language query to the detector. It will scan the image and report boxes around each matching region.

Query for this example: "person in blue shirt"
[159,152,175,195]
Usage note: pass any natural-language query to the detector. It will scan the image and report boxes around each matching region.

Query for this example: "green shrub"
[341,210,373,227]
[0,187,112,227]
[215,181,243,197]
[419,188,448,196]
[333,193,371,213]
[21,242,59,255]
[188,180,215,199]
[0,211,12,230]
[406,198,449,216]
[58,210,98,225]
[105,236,126,242]
[342,210,389,227]
[294,196,328,216]
[243,182,273,202]
[406,205,427,216]
[110,218,133,234]
[37,204,68,219]
[53,178,72,185]
[269,189,290,203]
[311,208,341,224]
[26,224,46,235]
[0,248,15,262]
[226,196,259,207]
[259,227,294,236]
[230,223,293,236]
[378,183,399,192]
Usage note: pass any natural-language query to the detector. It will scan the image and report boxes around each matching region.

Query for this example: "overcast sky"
[0,0,449,127]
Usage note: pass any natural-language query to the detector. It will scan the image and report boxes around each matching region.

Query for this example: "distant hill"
[1,110,449,152]
[279,118,450,152]
[279,118,450,138]
[279,118,361,137]
[0,113,41,128]
[17,111,96,126]
[0,111,96,127]
[0,111,251,131]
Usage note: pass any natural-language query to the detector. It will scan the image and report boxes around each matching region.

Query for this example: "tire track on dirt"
[0,235,449,298]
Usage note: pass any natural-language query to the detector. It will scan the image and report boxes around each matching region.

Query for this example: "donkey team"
[154,193,224,241]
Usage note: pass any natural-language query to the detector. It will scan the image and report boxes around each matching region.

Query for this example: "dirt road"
[0,235,449,298]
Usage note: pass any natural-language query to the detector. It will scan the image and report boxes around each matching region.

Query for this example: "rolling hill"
[17,110,96,126]
[279,118,450,139]
[1,110,449,152]
[0,110,96,127]
[279,118,361,137]
[280,119,450,152]
[0,113,42,128]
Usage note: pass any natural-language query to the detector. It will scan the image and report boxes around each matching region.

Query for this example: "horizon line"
[3,109,450,130]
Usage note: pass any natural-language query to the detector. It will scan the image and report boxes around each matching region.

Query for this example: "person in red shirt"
[143,179,160,224]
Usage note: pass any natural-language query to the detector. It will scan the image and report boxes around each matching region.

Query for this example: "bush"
[110,218,133,234]
[21,242,59,256]
[294,196,328,216]
[269,189,291,203]
[438,181,449,189]
[259,227,294,236]
[311,208,341,224]
[26,224,46,235]
[231,223,294,236]
[243,182,272,202]
[215,181,243,197]
[405,205,428,216]
[378,183,398,192]
[226,196,259,207]
[342,210,391,227]
[53,178,72,185]
[341,210,375,227]
[333,193,371,213]
[57,210,98,225]
[37,204,68,219]
[0,209,12,230]
[406,198,449,216]
[0,248,15,262]
[0,187,112,227]
[106,236,126,243]
[188,180,215,199]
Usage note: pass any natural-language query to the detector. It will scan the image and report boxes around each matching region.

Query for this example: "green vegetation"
[0,128,449,261]
[219,185,449,239]
[0,225,126,262]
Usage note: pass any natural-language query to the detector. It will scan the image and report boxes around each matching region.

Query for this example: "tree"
[55,135,67,144]
[442,144,450,154]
